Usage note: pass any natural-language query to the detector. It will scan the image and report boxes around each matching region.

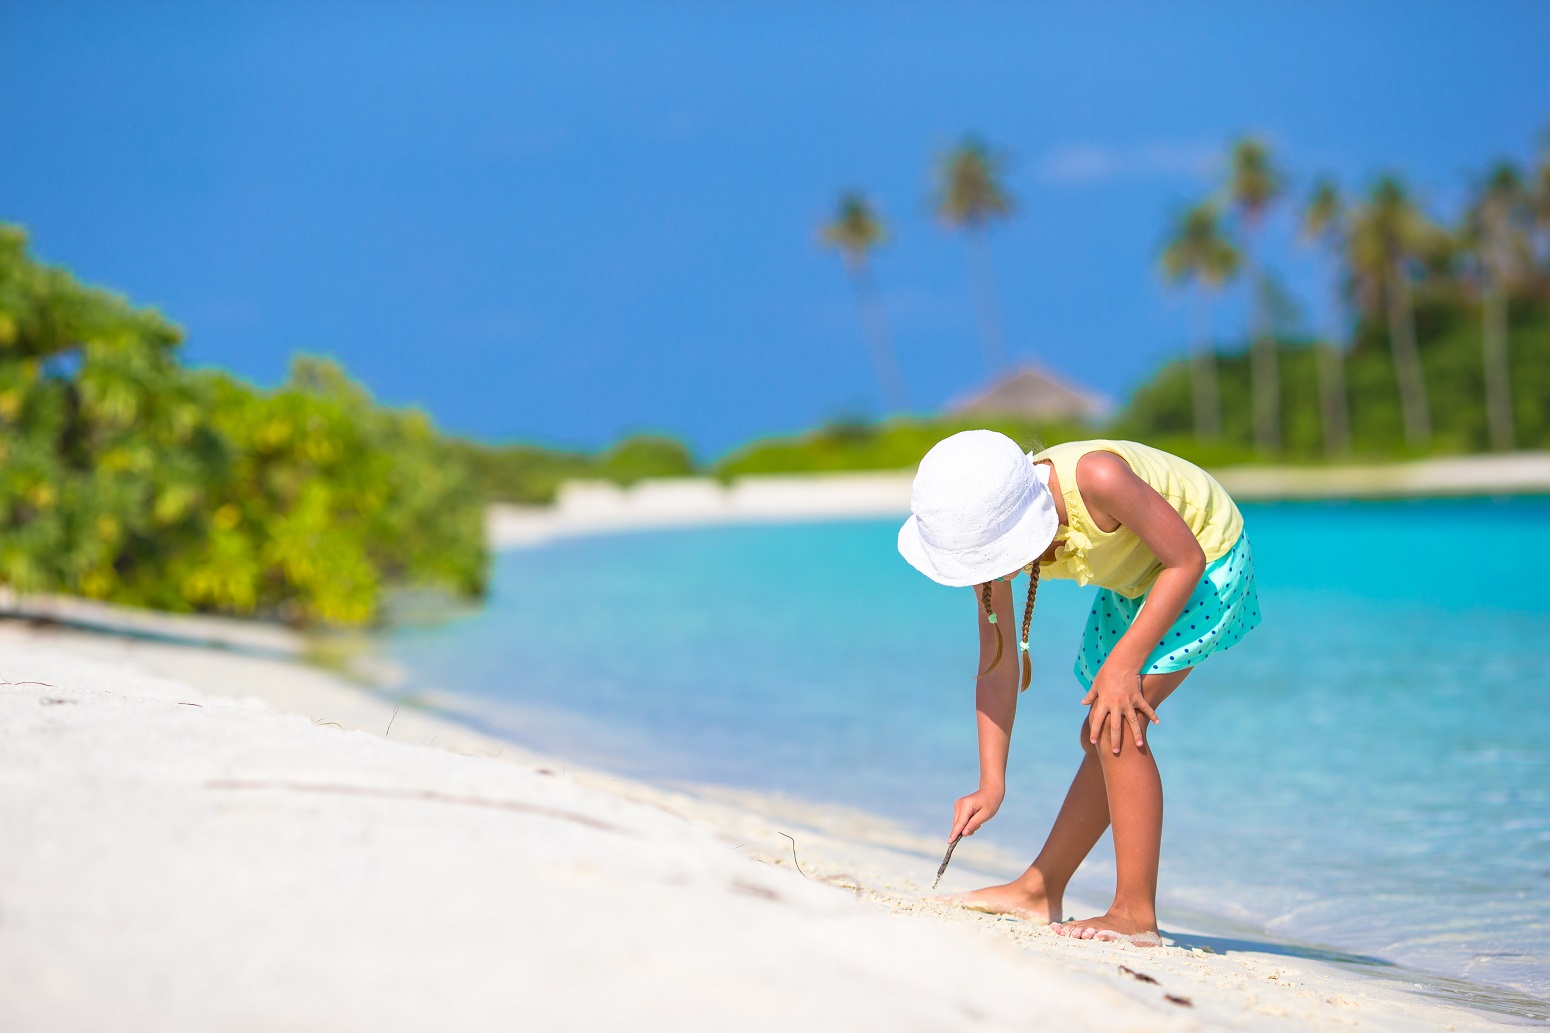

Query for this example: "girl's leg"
[950,742,1105,920]
[1055,668,1192,942]
[953,670,1189,923]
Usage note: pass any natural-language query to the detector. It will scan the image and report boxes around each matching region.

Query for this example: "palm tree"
[1227,137,1284,454]
[1299,178,1352,456]
[935,136,1015,374]
[820,192,907,413]
[1464,163,1531,452]
[1535,128,1550,278]
[1347,176,1434,449]
[1161,203,1240,442]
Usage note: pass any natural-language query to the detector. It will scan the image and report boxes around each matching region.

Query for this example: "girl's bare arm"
[949,578,1019,842]
[1076,451,1206,754]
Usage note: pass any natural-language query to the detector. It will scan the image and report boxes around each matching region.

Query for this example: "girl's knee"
[1077,715,1097,754]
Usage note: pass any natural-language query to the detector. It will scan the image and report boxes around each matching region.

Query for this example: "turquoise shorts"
[1074,533,1260,690]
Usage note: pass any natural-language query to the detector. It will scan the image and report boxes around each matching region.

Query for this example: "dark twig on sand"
[1165,995,1193,1007]
[1118,965,1159,985]
[778,832,806,877]
[931,835,961,890]
[385,704,399,737]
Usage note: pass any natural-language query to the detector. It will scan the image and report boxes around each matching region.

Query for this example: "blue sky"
[3,2,1547,457]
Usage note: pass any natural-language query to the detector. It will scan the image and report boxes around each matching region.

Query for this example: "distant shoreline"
[488,451,1550,549]
[7,451,1543,650]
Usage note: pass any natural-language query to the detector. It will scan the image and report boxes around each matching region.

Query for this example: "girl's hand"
[949,785,1004,841]
[1082,664,1159,754]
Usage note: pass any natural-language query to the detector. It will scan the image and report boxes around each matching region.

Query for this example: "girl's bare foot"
[943,873,1061,923]
[1051,910,1162,946]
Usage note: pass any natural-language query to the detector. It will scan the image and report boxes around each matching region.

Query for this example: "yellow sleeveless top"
[1031,439,1243,599]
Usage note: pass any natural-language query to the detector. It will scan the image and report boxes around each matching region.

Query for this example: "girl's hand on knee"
[1082,665,1159,755]
[950,785,1004,841]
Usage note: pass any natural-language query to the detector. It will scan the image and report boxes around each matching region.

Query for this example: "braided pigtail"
[1018,563,1040,692]
[976,582,1004,678]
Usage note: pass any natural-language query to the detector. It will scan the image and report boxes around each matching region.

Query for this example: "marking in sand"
[205,779,628,833]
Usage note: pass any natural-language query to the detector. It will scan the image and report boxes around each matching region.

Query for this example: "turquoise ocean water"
[386,498,1550,1016]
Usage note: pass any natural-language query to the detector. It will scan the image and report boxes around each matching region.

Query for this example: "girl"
[897,430,1259,945]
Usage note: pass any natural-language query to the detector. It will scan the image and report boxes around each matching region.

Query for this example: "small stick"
[932,835,962,889]
[777,832,806,877]
[385,704,399,736]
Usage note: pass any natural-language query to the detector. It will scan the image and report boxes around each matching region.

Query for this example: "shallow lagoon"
[388,496,1550,1010]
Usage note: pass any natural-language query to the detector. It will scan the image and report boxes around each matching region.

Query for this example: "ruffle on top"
[1050,525,1097,586]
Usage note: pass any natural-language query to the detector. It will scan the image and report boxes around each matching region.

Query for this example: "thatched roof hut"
[947,365,1109,423]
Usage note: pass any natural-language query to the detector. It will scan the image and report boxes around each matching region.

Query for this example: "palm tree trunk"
[851,264,908,413]
[1315,341,1349,457]
[1482,281,1514,451]
[1190,289,1221,442]
[1385,260,1431,448]
[1317,259,1350,456]
[1245,244,1280,454]
[966,227,1008,375]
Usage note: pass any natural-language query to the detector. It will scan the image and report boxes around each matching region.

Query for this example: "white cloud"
[1039,145,1122,182]
[1037,141,1221,185]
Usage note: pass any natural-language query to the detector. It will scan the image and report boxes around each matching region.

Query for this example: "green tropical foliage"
[820,192,889,262]
[1115,296,1550,462]
[0,225,486,626]
[714,415,1084,478]
[461,433,697,504]
[1129,122,1550,464]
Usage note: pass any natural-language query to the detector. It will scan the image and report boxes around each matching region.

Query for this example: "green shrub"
[465,433,697,503]
[0,225,486,626]
[713,415,1087,478]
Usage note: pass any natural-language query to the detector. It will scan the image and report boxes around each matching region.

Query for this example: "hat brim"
[897,492,1059,588]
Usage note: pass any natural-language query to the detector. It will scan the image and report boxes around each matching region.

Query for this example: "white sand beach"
[0,619,1519,1032]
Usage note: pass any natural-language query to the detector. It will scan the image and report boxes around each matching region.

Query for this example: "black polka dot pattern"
[1074,534,1261,691]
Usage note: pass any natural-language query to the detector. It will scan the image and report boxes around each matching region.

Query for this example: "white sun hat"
[897,429,1060,588]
